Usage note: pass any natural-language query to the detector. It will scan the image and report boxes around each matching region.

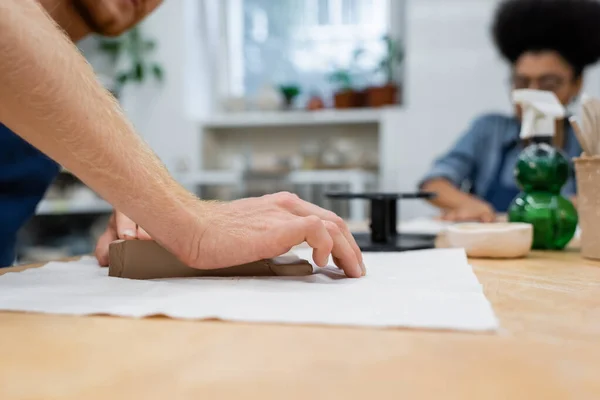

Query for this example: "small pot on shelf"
[333,89,364,109]
[366,34,404,107]
[306,93,325,111]
[365,82,400,107]
[355,89,367,107]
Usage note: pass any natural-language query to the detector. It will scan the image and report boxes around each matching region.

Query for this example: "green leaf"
[396,43,405,62]
[279,85,301,99]
[98,40,124,64]
[383,34,393,51]
[116,72,130,85]
[352,48,365,61]
[99,41,122,52]
[99,25,165,87]
[152,65,164,82]
[327,70,353,89]
[134,63,144,81]
[129,26,141,41]
[144,41,157,51]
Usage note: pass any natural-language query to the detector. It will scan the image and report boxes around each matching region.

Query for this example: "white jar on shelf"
[254,84,283,111]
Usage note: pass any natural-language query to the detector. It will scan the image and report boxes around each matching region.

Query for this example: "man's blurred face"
[72,0,163,37]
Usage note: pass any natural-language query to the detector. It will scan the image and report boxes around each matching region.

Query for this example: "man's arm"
[0,0,200,259]
[0,0,364,277]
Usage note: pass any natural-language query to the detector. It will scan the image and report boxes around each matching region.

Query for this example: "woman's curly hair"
[492,0,600,76]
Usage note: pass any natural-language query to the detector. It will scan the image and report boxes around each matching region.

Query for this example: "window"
[226,0,393,105]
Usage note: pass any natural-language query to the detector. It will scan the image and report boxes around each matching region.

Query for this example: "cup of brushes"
[570,95,600,260]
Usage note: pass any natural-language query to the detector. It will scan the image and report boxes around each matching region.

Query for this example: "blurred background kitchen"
[17,0,600,262]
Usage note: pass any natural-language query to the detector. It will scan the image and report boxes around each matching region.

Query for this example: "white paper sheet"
[0,248,499,332]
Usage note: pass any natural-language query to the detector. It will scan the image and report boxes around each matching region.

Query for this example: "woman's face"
[73,0,163,37]
[511,50,583,109]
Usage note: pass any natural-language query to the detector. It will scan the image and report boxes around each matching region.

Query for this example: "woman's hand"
[95,211,152,267]
[440,199,496,223]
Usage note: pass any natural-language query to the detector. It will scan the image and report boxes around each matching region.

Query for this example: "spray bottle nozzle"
[512,89,565,141]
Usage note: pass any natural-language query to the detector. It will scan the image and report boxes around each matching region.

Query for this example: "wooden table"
[1,249,599,399]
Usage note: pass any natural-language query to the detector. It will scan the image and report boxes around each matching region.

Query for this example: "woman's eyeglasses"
[510,74,567,92]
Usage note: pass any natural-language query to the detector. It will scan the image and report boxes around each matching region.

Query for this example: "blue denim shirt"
[420,113,581,203]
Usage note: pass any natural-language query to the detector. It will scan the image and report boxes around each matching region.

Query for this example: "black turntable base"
[351,232,435,252]
[326,192,437,252]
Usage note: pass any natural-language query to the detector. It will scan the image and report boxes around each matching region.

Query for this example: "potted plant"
[279,84,302,109]
[97,26,164,99]
[327,49,366,109]
[328,69,356,108]
[366,35,404,107]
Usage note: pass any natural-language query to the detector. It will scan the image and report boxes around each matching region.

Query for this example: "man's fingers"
[107,212,117,230]
[297,216,333,267]
[323,221,362,278]
[137,226,152,240]
[279,194,364,269]
[95,228,117,267]
[115,212,138,239]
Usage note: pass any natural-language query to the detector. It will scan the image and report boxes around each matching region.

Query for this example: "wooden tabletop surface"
[1,247,599,399]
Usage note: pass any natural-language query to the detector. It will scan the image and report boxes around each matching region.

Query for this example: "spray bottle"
[507,89,578,250]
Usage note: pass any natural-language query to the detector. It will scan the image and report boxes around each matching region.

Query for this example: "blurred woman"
[420,0,600,222]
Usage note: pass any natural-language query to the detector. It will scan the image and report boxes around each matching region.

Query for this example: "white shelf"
[288,169,377,185]
[200,108,393,129]
[36,198,113,216]
[180,169,377,186]
[179,170,244,186]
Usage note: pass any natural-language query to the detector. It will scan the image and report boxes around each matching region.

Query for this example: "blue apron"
[483,141,521,213]
[0,123,60,267]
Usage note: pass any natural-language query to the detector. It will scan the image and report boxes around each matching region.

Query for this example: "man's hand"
[184,192,366,278]
[95,211,152,266]
[440,199,496,223]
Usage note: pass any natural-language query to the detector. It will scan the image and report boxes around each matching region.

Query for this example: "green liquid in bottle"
[507,141,578,250]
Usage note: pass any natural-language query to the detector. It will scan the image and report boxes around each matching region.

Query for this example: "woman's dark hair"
[492,0,600,77]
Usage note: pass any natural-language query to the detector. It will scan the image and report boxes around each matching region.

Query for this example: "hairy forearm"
[421,178,480,209]
[0,0,201,255]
